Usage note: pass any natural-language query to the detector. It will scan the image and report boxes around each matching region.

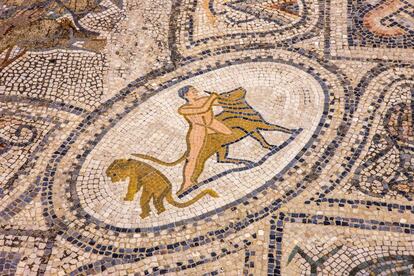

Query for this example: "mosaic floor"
[0,0,413,275]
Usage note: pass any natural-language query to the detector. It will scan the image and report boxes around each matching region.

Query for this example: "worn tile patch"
[0,0,413,275]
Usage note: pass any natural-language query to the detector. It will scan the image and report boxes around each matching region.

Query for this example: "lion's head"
[106,159,132,183]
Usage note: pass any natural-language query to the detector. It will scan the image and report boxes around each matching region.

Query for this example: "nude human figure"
[177,85,232,194]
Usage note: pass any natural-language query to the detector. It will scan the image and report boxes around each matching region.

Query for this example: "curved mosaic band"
[38,48,351,257]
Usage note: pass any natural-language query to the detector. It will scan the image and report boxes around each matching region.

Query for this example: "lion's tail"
[131,152,186,167]
[166,189,219,208]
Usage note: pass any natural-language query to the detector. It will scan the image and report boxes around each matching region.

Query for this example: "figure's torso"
[182,97,214,127]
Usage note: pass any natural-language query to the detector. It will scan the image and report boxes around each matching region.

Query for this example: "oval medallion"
[77,61,326,228]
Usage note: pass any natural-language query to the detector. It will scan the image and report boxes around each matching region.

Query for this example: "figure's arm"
[204,91,221,106]
[178,93,218,115]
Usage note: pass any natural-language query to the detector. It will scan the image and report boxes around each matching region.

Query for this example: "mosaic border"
[0,99,86,220]
[307,63,414,214]
[268,212,414,275]
[347,0,414,49]
[30,48,354,259]
[170,0,326,63]
[325,0,414,61]
[57,56,332,232]
[184,0,311,47]
[69,236,254,275]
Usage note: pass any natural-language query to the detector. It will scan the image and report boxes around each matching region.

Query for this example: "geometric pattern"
[172,0,322,60]
[309,65,414,213]
[270,213,414,275]
[348,0,414,49]
[328,0,414,60]
[0,252,21,275]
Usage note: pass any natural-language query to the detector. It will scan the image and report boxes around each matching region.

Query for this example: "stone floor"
[0,0,413,275]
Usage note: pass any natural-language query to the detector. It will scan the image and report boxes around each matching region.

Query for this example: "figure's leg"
[190,158,207,185]
[154,191,167,214]
[180,127,206,193]
[250,131,275,150]
[208,119,232,135]
[258,122,294,134]
[139,190,152,219]
[216,146,254,166]
[124,180,138,201]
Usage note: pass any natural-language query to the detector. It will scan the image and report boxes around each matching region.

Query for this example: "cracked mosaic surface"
[0,0,413,275]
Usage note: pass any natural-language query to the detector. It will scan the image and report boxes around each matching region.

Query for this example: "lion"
[106,159,219,218]
[133,87,298,194]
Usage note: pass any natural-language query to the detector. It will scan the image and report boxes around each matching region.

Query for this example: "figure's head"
[178,85,199,102]
[106,159,131,183]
